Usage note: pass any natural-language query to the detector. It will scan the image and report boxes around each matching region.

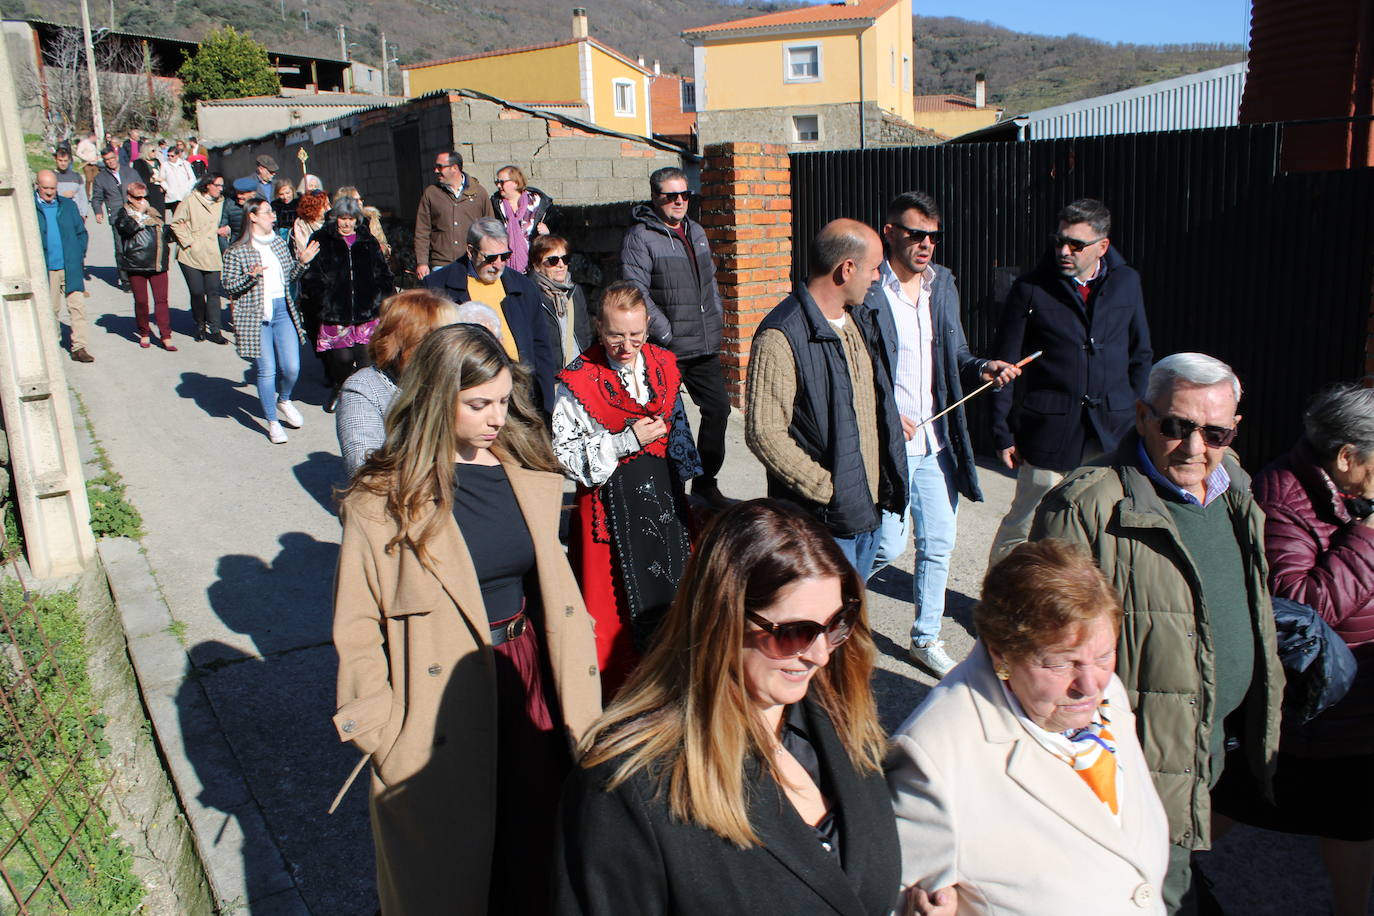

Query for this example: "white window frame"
[792,114,820,143]
[612,78,636,117]
[783,43,822,83]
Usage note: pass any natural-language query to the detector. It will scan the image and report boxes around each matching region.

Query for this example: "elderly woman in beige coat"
[332,323,600,915]
[888,540,1170,915]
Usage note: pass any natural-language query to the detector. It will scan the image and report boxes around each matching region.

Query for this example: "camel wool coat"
[332,457,602,916]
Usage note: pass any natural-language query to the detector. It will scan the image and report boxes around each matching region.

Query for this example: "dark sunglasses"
[1147,404,1238,448]
[1051,233,1106,253]
[477,250,513,265]
[127,194,146,200]
[541,254,568,266]
[658,190,692,202]
[746,599,862,659]
[892,225,943,244]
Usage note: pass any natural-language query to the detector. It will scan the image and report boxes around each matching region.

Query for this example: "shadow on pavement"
[85,264,122,288]
[176,370,265,434]
[294,450,345,517]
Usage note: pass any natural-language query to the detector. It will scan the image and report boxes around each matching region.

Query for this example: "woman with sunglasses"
[554,498,903,915]
[492,164,550,273]
[333,324,599,915]
[553,281,700,700]
[889,540,1168,914]
[529,233,590,368]
[113,180,176,349]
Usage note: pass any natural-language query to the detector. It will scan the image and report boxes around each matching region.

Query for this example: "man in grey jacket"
[620,167,733,508]
[91,146,140,289]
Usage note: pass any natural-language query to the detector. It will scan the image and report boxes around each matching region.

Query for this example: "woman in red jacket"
[1244,382,1374,916]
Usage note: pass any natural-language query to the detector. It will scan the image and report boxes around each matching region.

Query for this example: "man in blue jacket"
[868,192,1020,677]
[424,217,557,413]
[35,170,93,362]
[988,198,1153,564]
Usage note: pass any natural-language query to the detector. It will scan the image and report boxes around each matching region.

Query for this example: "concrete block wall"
[699,142,793,406]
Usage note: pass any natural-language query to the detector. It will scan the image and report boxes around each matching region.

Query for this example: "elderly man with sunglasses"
[423,217,556,411]
[988,198,1153,565]
[1031,352,1283,915]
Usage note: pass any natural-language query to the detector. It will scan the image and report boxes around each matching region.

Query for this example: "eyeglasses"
[602,331,646,348]
[127,194,146,200]
[1051,233,1106,253]
[657,190,692,203]
[892,225,943,245]
[436,161,460,171]
[495,176,516,185]
[1146,403,1238,448]
[541,254,568,266]
[477,250,513,265]
[745,599,862,659]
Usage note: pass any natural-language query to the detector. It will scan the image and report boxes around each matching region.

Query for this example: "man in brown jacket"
[413,151,494,279]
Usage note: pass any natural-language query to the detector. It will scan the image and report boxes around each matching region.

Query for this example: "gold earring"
[995,667,1011,681]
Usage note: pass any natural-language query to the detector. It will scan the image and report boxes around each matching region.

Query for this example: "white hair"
[453,302,502,340]
[1145,353,1242,405]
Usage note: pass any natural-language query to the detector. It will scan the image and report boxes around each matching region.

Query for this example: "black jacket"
[491,186,553,242]
[131,158,166,213]
[867,264,990,502]
[300,223,394,327]
[620,203,720,359]
[536,282,593,367]
[423,256,558,412]
[553,699,901,916]
[219,197,245,252]
[112,208,173,274]
[990,246,1153,471]
[756,285,908,538]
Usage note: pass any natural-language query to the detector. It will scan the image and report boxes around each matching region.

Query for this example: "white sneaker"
[909,640,957,678]
[267,421,288,445]
[277,399,304,429]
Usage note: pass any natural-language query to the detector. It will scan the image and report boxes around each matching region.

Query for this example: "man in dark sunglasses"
[988,198,1153,565]
[1032,353,1283,913]
[621,166,736,510]
[871,191,1021,678]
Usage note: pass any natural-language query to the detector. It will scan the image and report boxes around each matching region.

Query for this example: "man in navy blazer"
[867,191,1020,678]
[423,217,557,413]
[987,199,1153,564]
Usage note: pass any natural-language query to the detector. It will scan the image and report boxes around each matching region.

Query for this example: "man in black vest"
[988,198,1153,565]
[744,219,907,574]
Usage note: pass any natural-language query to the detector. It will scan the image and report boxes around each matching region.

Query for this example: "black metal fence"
[790,124,1374,468]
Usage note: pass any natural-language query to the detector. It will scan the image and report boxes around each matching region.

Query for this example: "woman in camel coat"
[332,324,601,915]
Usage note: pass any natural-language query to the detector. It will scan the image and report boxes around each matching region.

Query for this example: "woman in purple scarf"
[492,165,552,273]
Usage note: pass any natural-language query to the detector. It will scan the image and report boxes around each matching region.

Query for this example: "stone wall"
[699,142,793,406]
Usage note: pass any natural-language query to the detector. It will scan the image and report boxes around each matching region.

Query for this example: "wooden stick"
[911,351,1043,431]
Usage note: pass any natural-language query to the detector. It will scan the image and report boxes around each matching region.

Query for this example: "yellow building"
[911,89,1003,140]
[400,9,653,138]
[684,0,929,151]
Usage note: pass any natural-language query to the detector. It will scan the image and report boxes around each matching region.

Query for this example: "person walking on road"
[35,170,93,363]
[221,197,319,444]
[413,150,493,279]
[113,180,177,350]
[170,172,230,344]
[91,146,140,290]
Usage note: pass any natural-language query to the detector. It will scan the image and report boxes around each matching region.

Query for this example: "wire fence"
[0,562,141,915]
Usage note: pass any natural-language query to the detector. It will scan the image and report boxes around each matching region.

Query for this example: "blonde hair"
[342,324,559,566]
[578,499,885,847]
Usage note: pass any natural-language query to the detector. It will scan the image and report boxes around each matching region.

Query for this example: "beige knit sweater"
[745,316,881,507]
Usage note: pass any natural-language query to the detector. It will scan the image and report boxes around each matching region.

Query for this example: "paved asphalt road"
[62,224,1356,914]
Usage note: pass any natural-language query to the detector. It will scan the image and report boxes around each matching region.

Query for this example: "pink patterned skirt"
[316,318,379,353]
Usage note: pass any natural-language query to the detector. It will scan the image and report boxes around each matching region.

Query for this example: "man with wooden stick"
[867,191,1021,677]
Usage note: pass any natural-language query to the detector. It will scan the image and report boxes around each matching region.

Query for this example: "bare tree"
[18,28,182,144]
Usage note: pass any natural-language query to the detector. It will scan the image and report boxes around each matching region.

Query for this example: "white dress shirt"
[880,261,942,456]
[551,351,650,487]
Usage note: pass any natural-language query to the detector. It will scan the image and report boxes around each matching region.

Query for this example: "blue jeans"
[871,449,959,645]
[834,527,883,581]
[255,301,299,420]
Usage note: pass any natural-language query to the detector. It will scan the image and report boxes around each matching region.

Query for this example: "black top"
[780,702,840,858]
[451,463,534,623]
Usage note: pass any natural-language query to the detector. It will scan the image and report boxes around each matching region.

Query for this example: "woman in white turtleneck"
[221,196,319,444]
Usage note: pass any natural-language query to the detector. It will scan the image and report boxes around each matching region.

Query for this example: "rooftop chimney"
[975,72,986,109]
[653,60,661,76]
[572,8,588,39]
[637,55,645,67]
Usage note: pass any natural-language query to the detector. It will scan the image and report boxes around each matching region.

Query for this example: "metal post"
[0,34,97,577]
[339,24,347,61]
[79,0,104,141]
[381,33,388,96]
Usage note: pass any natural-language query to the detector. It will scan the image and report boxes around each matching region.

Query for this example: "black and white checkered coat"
[221,235,308,360]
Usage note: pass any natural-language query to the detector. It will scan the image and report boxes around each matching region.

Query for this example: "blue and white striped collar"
[1135,439,1231,507]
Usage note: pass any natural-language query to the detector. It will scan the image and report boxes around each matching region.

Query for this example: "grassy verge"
[70,392,145,541]
[0,580,144,914]
[24,133,50,179]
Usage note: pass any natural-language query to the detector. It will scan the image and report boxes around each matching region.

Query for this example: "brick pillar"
[700,142,793,407]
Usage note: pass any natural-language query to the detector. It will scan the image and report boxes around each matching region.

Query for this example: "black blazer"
[423,255,557,412]
[989,246,1153,471]
[553,700,901,915]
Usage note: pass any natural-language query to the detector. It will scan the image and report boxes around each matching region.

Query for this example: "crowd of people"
[34,131,1374,915]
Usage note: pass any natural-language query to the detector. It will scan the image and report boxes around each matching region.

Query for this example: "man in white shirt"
[869,192,1019,677]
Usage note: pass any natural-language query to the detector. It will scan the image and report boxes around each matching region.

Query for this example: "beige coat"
[332,458,601,916]
[169,190,223,271]
[888,645,1170,915]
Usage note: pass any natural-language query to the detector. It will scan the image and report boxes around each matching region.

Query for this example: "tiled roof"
[912,94,988,113]
[400,38,651,75]
[682,0,899,37]
[200,93,401,108]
